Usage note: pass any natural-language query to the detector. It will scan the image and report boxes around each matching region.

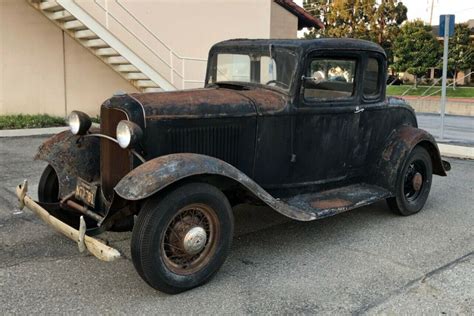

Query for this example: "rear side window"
[304,58,356,101]
[363,58,380,97]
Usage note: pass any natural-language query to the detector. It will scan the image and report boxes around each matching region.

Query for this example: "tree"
[303,0,376,39]
[375,0,407,66]
[446,24,474,89]
[392,20,441,87]
[375,0,407,44]
[302,0,407,66]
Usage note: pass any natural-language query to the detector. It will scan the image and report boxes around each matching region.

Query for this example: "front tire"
[387,146,433,215]
[37,164,101,234]
[38,165,59,203]
[131,182,234,294]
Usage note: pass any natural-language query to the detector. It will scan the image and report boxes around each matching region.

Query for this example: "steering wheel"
[265,80,289,89]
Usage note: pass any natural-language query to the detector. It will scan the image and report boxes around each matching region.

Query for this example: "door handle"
[354,106,365,114]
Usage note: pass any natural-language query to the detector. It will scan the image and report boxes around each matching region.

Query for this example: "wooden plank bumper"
[16,180,121,262]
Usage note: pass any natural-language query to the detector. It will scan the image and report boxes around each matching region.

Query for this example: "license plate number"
[75,178,97,208]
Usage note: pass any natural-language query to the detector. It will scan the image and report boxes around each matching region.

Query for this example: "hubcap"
[183,226,207,255]
[161,203,219,275]
[412,172,423,191]
[404,161,427,202]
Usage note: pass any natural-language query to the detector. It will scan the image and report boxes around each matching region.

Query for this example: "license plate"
[75,178,98,208]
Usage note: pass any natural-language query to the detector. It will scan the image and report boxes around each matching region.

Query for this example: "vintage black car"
[17,38,450,294]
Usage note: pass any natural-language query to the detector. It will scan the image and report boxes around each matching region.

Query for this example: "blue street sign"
[439,15,455,37]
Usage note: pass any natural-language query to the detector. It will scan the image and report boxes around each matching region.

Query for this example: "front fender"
[375,126,448,192]
[114,153,316,221]
[35,129,100,198]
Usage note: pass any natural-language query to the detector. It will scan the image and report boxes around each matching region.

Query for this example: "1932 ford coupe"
[17,38,450,293]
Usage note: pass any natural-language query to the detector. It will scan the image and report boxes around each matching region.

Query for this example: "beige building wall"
[63,35,139,116]
[75,0,278,90]
[0,0,138,117]
[270,1,298,38]
[1,0,65,116]
[1,0,299,116]
[91,0,274,58]
[75,0,297,89]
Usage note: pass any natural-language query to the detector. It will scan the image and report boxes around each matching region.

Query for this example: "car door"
[355,53,392,171]
[291,52,364,186]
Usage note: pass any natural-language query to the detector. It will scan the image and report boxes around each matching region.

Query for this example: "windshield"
[207,48,297,91]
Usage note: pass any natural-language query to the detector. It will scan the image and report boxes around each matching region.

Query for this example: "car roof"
[211,38,386,56]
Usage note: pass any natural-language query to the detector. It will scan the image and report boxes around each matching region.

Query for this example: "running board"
[282,184,391,220]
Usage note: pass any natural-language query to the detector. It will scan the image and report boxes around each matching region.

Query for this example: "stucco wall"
[1,0,66,116]
[0,0,138,117]
[1,0,300,116]
[114,0,273,58]
[270,1,298,39]
[63,35,139,115]
[75,0,275,90]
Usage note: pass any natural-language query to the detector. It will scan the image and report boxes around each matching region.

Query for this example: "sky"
[294,0,474,24]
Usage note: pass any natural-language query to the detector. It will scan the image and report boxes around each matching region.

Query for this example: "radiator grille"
[100,108,130,200]
[167,125,241,165]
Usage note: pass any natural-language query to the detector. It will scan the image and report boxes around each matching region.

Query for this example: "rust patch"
[100,107,130,201]
[129,87,289,119]
[131,88,256,119]
[376,126,448,193]
[35,129,100,199]
[310,198,352,209]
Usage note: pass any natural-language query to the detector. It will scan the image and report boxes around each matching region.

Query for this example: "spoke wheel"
[131,182,234,294]
[161,203,220,275]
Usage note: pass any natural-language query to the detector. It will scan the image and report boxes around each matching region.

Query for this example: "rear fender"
[114,153,316,221]
[35,129,100,198]
[375,126,448,192]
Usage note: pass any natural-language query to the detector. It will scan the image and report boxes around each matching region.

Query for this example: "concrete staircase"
[28,0,169,92]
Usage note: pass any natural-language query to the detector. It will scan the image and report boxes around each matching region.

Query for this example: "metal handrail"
[421,77,442,96]
[116,1,206,62]
[418,71,474,100]
[91,0,206,88]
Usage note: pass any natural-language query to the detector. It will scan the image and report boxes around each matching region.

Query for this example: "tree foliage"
[392,20,441,84]
[302,0,407,64]
[446,23,474,83]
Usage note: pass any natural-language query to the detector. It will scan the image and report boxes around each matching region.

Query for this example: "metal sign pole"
[440,15,450,140]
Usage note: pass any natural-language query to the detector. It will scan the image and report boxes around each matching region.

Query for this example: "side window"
[363,57,380,97]
[216,54,250,82]
[260,56,277,84]
[304,58,356,101]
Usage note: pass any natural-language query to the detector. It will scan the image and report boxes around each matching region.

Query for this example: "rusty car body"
[17,38,450,293]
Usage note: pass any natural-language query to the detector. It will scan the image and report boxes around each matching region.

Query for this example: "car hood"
[130,87,288,119]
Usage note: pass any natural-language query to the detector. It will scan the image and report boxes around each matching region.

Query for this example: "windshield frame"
[205,45,300,95]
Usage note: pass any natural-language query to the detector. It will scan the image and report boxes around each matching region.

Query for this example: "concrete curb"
[0,123,100,137]
[438,144,474,160]
[0,126,68,137]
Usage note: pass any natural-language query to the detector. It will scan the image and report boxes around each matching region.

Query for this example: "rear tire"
[386,146,433,216]
[131,182,234,294]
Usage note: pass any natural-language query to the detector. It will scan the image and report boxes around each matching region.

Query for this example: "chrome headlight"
[116,120,143,149]
[68,111,91,135]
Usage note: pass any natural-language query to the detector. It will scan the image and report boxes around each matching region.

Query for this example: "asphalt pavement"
[1,136,473,314]
[416,113,474,146]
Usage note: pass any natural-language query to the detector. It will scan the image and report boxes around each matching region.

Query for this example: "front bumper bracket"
[16,180,121,262]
